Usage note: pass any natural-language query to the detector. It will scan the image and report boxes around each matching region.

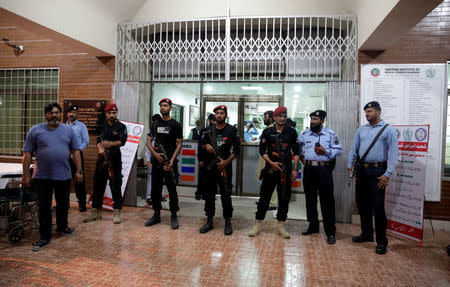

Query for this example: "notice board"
[361,64,447,201]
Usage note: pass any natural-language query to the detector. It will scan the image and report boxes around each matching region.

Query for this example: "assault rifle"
[98,136,114,180]
[269,133,289,200]
[203,128,228,190]
[151,124,178,184]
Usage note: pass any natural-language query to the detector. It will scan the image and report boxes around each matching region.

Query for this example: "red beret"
[213,105,227,113]
[159,98,172,105]
[273,106,287,116]
[105,103,118,112]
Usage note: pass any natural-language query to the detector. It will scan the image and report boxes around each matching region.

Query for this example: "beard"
[108,117,117,123]
[215,117,224,124]
[310,122,321,133]
[47,117,60,128]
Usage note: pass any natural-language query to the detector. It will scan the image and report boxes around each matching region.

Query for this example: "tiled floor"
[0,203,449,287]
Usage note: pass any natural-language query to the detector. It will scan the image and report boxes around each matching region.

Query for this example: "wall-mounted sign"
[63,100,108,134]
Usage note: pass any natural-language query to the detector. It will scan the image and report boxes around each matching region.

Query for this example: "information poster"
[92,121,145,210]
[361,64,447,201]
[63,100,107,134]
[386,125,429,243]
[177,142,198,186]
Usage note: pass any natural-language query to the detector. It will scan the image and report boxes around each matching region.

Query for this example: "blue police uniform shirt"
[65,119,89,150]
[23,123,80,181]
[347,120,399,178]
[299,126,342,161]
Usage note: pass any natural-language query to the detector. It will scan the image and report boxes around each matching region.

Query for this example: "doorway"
[202,95,281,196]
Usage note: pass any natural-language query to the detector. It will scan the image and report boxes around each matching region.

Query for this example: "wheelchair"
[0,178,38,243]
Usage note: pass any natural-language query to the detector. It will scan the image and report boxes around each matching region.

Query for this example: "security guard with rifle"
[145,98,183,230]
[248,106,300,239]
[83,103,127,224]
[199,105,240,236]
[299,110,342,245]
[348,101,398,255]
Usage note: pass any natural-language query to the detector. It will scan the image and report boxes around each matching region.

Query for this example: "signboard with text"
[361,64,447,201]
[63,100,107,134]
[386,125,429,243]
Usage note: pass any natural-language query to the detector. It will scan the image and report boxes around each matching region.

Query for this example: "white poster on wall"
[361,64,447,201]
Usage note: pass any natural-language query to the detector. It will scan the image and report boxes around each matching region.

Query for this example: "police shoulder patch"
[334,136,339,145]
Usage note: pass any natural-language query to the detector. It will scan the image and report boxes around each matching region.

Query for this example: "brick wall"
[359,0,450,220]
[0,12,115,193]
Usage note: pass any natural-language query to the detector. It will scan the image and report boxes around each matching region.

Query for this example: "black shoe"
[301,227,319,236]
[171,215,179,229]
[200,218,214,233]
[375,244,387,255]
[352,234,374,243]
[145,215,161,227]
[224,218,233,236]
[32,239,50,252]
[79,205,87,212]
[56,227,75,236]
[327,235,336,245]
[267,206,277,211]
[446,244,450,256]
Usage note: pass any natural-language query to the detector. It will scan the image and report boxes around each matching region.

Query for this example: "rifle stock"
[204,129,228,187]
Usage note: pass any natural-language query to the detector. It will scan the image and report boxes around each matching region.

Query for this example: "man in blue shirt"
[22,102,83,252]
[348,101,398,255]
[298,110,342,244]
[65,105,89,212]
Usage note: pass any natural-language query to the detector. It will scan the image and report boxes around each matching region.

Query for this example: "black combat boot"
[224,218,233,236]
[170,213,179,229]
[145,211,161,227]
[199,217,214,233]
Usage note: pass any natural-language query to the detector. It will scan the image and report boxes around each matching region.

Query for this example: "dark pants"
[303,165,336,236]
[195,164,208,199]
[151,162,179,214]
[204,165,233,219]
[255,168,292,222]
[355,166,388,245]
[69,150,86,206]
[34,179,71,241]
[92,153,123,210]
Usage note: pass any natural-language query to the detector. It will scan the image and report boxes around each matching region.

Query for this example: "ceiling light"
[241,86,263,91]
[294,85,302,92]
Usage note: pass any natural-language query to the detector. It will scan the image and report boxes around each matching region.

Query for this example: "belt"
[362,162,387,168]
[305,160,330,167]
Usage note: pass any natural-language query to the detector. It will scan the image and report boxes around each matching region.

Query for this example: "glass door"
[202,99,239,194]
[202,95,280,196]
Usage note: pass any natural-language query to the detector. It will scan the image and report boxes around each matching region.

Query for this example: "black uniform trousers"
[355,166,388,245]
[195,164,208,199]
[151,162,179,214]
[255,168,292,222]
[34,179,71,241]
[204,165,233,219]
[69,150,86,206]
[92,153,123,210]
[303,165,336,236]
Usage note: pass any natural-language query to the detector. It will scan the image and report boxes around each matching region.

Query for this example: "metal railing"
[116,15,357,82]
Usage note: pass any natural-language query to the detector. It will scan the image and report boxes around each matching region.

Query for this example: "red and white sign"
[386,125,429,243]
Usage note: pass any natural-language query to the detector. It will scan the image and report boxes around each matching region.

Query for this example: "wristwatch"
[77,169,83,174]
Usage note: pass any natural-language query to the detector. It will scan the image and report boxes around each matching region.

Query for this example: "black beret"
[309,110,326,119]
[364,101,381,110]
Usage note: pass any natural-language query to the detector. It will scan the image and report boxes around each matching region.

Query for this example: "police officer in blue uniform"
[348,101,398,255]
[299,110,342,244]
